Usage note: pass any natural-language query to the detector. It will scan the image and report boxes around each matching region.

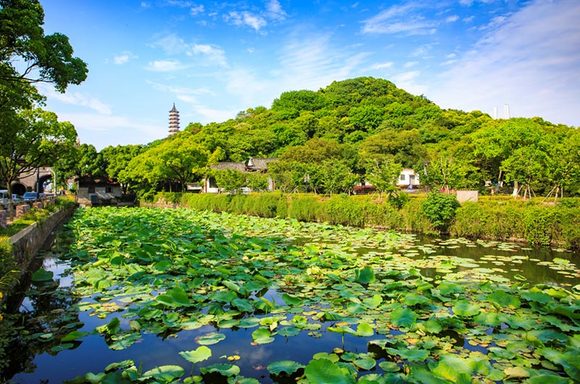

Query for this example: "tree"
[317,160,358,195]
[214,169,247,194]
[421,154,478,192]
[100,144,143,194]
[365,157,402,196]
[502,146,549,199]
[0,0,88,93]
[0,108,77,202]
[126,133,208,194]
[53,143,105,190]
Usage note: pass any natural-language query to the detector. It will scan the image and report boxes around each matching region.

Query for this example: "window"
[399,174,406,181]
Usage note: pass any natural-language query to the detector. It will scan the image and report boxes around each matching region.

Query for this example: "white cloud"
[225,11,267,31]
[190,4,204,16]
[404,61,418,68]
[266,0,286,20]
[146,59,186,72]
[370,62,394,70]
[150,33,189,55]
[45,89,112,115]
[113,51,136,65]
[392,70,426,95]
[430,0,580,126]
[190,44,228,67]
[446,15,459,23]
[57,112,163,149]
[362,3,437,35]
[147,80,213,96]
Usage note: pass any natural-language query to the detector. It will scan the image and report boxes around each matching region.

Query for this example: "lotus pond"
[3,207,579,383]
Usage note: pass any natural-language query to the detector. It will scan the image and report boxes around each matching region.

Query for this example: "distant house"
[397,168,420,188]
[203,158,276,193]
[75,176,122,206]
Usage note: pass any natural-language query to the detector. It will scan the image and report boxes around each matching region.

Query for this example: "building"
[203,158,276,193]
[397,168,420,188]
[168,103,180,136]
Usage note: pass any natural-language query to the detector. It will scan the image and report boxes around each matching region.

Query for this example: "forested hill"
[183,76,491,166]
[60,76,578,198]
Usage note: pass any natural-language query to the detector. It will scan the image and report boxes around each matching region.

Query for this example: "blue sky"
[40,0,580,149]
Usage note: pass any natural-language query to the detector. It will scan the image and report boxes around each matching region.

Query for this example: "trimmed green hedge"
[154,192,580,250]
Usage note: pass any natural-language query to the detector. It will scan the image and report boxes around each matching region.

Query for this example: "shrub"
[421,192,460,232]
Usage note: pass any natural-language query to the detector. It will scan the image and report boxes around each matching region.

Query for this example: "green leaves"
[390,307,418,328]
[31,268,54,282]
[141,365,185,383]
[304,359,356,384]
[179,346,212,364]
[252,328,275,344]
[452,300,480,317]
[195,332,226,346]
[487,290,521,309]
[354,266,376,285]
[156,287,191,307]
[267,360,304,376]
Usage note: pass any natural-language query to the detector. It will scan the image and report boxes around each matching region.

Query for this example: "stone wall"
[10,205,76,272]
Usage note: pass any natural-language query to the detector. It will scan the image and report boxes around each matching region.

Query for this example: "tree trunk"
[512,181,519,197]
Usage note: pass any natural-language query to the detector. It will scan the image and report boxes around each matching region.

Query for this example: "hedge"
[154,192,579,250]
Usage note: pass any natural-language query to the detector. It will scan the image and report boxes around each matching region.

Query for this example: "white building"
[397,168,420,188]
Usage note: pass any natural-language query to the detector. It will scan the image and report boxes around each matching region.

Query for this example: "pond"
[2,207,579,383]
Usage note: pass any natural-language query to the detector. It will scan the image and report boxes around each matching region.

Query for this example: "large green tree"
[0,108,77,198]
[0,0,88,93]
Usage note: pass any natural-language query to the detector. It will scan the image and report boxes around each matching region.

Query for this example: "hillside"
[59,77,579,198]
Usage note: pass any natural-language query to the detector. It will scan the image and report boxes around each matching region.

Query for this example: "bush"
[421,192,460,232]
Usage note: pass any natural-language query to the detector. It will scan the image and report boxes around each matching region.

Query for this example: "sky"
[39,0,580,150]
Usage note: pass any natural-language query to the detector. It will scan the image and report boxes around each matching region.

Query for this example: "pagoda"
[168,103,180,136]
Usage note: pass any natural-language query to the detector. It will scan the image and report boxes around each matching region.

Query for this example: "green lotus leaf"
[527,374,573,384]
[390,307,418,328]
[200,363,240,377]
[252,327,275,344]
[431,355,474,382]
[437,281,464,296]
[156,287,191,307]
[386,347,429,362]
[487,290,521,309]
[267,360,304,376]
[452,300,480,317]
[312,352,340,363]
[278,327,301,337]
[141,365,185,383]
[354,266,375,285]
[232,298,253,312]
[355,322,374,337]
[378,361,400,373]
[196,332,226,346]
[61,330,89,342]
[422,319,443,334]
[354,356,376,370]
[404,292,430,306]
[304,358,356,384]
[363,294,382,308]
[281,293,303,306]
[179,346,212,364]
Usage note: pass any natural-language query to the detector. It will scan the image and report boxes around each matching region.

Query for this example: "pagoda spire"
[168,103,180,136]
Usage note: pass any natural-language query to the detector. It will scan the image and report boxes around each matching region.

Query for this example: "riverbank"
[152,192,579,250]
[0,198,76,301]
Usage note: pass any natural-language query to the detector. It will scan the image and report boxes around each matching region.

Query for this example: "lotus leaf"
[390,307,418,328]
[196,332,226,345]
[179,346,212,364]
[267,360,304,376]
[141,365,185,383]
[452,300,480,317]
[304,358,356,384]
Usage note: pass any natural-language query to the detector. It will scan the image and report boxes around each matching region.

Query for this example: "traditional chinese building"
[168,103,180,136]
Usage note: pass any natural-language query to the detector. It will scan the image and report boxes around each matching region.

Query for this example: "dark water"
[4,234,578,383]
